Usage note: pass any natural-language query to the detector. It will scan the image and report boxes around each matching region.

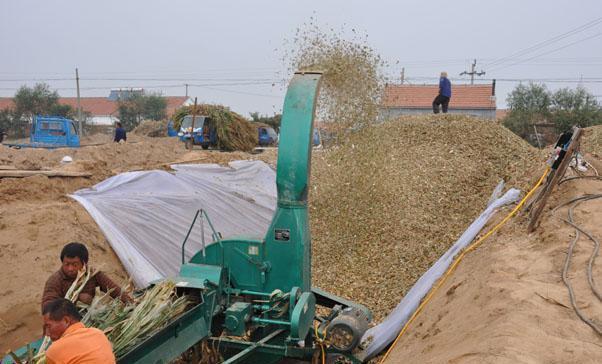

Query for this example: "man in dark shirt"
[42,242,130,311]
[433,71,452,114]
[114,122,127,143]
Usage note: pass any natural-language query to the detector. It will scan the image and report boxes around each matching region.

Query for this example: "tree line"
[503,83,601,146]
[0,83,169,138]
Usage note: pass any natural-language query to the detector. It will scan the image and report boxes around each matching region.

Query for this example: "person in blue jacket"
[433,71,452,114]
[114,122,127,143]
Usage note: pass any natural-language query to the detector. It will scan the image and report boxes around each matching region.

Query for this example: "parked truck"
[178,115,218,150]
[2,116,80,149]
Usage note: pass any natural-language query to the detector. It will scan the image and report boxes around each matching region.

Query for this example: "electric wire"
[484,16,602,69]
[489,32,602,73]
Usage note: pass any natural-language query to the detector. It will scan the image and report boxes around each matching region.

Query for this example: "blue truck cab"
[4,116,80,148]
[178,115,218,150]
[257,126,278,146]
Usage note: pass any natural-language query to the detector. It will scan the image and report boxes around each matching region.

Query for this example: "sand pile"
[310,115,545,320]
[132,120,167,137]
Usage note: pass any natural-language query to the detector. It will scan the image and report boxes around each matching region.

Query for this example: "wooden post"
[527,127,582,232]
[76,68,83,136]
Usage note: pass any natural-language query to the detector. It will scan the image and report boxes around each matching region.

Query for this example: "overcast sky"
[1,0,601,116]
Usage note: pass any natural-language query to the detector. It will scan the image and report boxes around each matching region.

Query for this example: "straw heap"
[310,115,545,321]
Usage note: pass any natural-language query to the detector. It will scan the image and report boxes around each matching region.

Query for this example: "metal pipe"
[251,317,290,326]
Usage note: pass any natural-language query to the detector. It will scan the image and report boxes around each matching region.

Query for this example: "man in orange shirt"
[42,298,115,364]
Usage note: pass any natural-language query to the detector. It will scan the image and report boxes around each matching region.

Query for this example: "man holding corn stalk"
[42,242,131,311]
[43,298,116,363]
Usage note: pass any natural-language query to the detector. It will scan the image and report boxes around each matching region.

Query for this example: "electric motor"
[327,307,370,352]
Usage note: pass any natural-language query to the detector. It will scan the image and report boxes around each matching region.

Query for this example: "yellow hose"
[378,167,550,363]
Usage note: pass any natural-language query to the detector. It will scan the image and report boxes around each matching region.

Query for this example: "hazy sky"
[2,0,601,116]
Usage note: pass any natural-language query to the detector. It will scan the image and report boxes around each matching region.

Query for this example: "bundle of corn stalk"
[173,104,258,152]
[12,268,187,363]
[310,115,546,322]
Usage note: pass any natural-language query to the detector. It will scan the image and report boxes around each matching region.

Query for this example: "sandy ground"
[385,156,602,363]
[0,135,276,353]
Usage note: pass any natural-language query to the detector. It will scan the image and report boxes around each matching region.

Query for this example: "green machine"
[7,72,373,364]
[123,71,374,363]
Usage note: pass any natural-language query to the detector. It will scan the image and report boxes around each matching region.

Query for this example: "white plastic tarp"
[357,182,521,361]
[70,160,277,288]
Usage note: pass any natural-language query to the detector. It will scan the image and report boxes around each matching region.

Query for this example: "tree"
[504,83,551,140]
[13,83,73,120]
[550,87,601,132]
[249,112,282,131]
[117,93,167,131]
[503,83,602,145]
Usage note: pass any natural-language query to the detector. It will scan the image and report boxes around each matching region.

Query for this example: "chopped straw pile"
[173,104,257,152]
[310,115,545,321]
[582,124,602,157]
[132,120,168,137]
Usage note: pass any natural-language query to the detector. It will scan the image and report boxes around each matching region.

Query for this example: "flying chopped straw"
[283,21,386,129]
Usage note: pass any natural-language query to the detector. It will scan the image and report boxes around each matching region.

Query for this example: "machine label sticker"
[274,229,290,241]
[176,281,189,287]
[248,245,259,255]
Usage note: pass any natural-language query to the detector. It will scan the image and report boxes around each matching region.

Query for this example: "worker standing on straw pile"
[43,298,116,364]
[42,242,130,311]
[433,71,452,114]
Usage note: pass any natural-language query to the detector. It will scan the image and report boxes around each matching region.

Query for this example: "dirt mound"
[310,115,545,321]
[133,120,167,137]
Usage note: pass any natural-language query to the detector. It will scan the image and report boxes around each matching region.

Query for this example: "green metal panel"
[263,72,322,294]
[290,292,316,341]
[177,263,224,289]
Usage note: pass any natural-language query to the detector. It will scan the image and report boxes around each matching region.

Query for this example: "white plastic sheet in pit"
[70,160,277,288]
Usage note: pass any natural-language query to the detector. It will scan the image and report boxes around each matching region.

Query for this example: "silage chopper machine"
[124,71,373,363]
[4,72,371,364]
[6,72,372,364]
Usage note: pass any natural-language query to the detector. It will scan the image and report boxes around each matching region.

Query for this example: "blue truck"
[257,125,278,146]
[3,116,80,149]
[178,115,218,150]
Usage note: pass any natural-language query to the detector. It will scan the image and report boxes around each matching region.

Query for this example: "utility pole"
[400,67,405,84]
[185,83,189,98]
[460,59,486,85]
[75,68,83,136]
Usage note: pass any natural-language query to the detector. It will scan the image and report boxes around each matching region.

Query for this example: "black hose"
[555,194,602,335]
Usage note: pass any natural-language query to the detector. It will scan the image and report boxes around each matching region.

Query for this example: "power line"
[489,32,602,72]
[484,16,602,69]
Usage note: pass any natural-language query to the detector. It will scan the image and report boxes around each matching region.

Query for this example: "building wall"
[86,115,120,126]
[379,107,496,121]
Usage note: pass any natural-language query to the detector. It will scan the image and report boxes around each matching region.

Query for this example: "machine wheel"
[185,139,193,150]
[201,144,209,150]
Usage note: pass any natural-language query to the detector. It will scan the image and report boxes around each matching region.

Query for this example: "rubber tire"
[185,139,193,150]
[201,144,209,150]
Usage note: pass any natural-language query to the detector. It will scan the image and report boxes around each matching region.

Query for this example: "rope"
[378,167,551,363]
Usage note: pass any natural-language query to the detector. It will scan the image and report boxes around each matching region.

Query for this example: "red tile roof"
[0,96,189,116]
[496,109,509,119]
[382,84,496,109]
